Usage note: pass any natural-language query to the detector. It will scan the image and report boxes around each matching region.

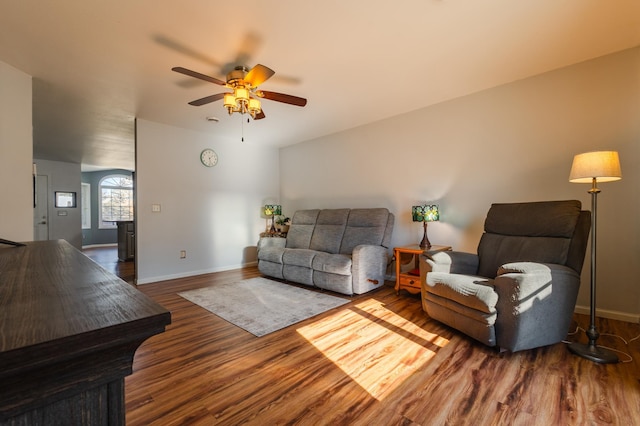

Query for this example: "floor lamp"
[567,150,621,364]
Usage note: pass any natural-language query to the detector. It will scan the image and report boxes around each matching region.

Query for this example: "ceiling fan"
[172,64,307,120]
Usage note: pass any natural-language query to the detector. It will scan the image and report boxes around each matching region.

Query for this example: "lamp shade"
[248,98,261,114]
[569,151,622,184]
[264,204,281,216]
[223,93,236,109]
[412,205,439,222]
[235,87,250,103]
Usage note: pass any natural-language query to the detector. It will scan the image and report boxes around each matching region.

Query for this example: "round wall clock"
[200,148,218,167]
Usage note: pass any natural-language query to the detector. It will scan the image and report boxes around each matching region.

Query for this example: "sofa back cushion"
[340,208,391,254]
[286,209,320,249]
[477,200,582,278]
[310,209,350,254]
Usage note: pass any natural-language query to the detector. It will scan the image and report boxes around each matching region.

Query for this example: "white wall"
[33,159,82,248]
[280,47,640,321]
[0,60,33,242]
[135,119,280,284]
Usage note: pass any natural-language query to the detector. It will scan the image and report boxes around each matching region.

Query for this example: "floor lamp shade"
[568,150,621,364]
[569,151,621,183]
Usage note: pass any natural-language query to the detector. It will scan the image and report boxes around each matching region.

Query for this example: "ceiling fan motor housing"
[227,66,250,88]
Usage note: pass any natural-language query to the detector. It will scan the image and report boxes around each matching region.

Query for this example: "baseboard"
[136,261,259,285]
[574,304,640,324]
[82,243,117,249]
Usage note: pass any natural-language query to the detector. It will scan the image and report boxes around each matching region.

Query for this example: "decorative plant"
[275,216,290,226]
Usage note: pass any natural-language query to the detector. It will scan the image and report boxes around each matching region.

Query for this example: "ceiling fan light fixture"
[235,87,249,103]
[223,93,236,108]
[173,64,306,121]
[248,98,262,119]
[248,98,261,114]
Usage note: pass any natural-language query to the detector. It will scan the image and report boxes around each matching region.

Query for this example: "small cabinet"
[117,221,135,261]
[394,244,451,295]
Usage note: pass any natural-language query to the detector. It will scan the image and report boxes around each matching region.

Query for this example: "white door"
[33,175,49,240]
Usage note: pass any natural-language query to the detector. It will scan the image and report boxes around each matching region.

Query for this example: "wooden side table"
[394,244,451,295]
[260,231,288,238]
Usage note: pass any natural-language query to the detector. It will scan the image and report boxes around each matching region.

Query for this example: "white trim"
[98,174,133,229]
[81,182,91,229]
[574,304,640,324]
[82,243,118,249]
[136,261,258,285]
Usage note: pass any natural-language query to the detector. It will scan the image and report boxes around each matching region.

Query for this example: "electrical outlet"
[180,250,186,259]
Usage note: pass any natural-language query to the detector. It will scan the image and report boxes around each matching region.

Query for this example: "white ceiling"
[1,1,639,171]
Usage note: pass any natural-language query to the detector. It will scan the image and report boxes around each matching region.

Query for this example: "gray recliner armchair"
[419,200,590,352]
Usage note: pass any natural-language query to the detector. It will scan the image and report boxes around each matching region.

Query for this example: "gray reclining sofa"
[257,208,394,295]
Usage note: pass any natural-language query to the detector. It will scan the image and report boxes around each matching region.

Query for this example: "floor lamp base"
[568,341,618,364]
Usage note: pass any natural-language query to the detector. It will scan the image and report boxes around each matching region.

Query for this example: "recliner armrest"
[494,261,580,305]
[257,236,286,253]
[420,251,479,275]
[494,261,577,299]
[493,261,581,352]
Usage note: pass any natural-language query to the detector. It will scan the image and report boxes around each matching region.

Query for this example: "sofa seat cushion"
[312,253,352,276]
[426,272,498,314]
[283,248,319,268]
[258,246,285,264]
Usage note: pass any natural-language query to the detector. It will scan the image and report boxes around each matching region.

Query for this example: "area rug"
[178,277,350,337]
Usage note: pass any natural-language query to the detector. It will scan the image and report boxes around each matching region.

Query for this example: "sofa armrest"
[420,250,479,275]
[351,245,388,294]
[493,262,581,352]
[257,236,286,254]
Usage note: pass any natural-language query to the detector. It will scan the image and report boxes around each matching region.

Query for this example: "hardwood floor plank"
[107,260,640,425]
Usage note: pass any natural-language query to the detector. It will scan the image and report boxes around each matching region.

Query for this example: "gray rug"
[178,277,350,337]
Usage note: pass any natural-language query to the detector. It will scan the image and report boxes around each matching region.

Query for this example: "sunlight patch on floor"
[297,297,449,400]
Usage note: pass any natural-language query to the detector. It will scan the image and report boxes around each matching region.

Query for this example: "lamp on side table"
[263,204,282,234]
[412,204,439,249]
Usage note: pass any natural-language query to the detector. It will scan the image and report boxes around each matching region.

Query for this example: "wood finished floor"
[83,245,135,284]
[106,263,640,426]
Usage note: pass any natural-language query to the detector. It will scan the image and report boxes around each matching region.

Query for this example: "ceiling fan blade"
[155,35,221,68]
[172,67,226,86]
[254,110,266,120]
[188,93,226,106]
[245,64,275,87]
[233,32,262,68]
[256,90,307,107]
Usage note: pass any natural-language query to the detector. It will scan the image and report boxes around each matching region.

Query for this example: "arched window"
[99,174,133,229]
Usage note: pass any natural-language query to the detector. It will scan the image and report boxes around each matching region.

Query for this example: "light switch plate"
[152,204,161,212]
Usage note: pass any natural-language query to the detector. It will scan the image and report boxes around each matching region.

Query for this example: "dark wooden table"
[0,240,171,425]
